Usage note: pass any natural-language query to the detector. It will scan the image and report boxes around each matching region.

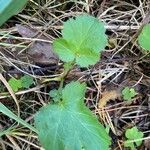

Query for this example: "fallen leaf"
[16,24,38,38]
[28,41,58,65]
[16,24,58,65]
[98,90,121,108]
[144,135,150,149]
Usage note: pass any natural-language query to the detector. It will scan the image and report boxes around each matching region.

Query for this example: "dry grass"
[0,0,150,149]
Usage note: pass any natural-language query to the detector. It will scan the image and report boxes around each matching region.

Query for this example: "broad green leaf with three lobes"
[0,0,28,26]
[53,15,107,67]
[138,24,150,50]
[35,81,111,150]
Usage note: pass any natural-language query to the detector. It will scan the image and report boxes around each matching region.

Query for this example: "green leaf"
[124,141,135,150]
[53,15,107,67]
[8,77,22,92]
[49,89,61,102]
[138,24,150,51]
[0,0,28,26]
[125,127,144,146]
[35,81,111,150]
[122,87,137,101]
[21,75,34,89]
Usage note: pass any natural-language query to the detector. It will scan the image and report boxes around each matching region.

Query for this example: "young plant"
[8,77,22,92]
[138,24,150,51]
[124,126,144,150]
[34,15,111,150]
[35,82,111,150]
[8,75,34,92]
[20,75,34,89]
[122,87,137,101]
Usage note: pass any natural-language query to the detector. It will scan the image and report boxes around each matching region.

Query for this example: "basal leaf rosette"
[53,15,108,67]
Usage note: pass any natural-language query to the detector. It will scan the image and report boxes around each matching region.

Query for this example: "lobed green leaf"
[124,126,144,150]
[35,81,111,150]
[122,87,137,101]
[21,75,34,89]
[8,77,22,92]
[53,15,107,67]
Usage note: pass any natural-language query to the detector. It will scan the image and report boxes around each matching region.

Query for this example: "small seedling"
[49,89,61,102]
[21,75,34,89]
[8,75,34,92]
[124,126,144,150]
[138,24,150,51]
[8,77,22,92]
[34,15,111,150]
[122,87,137,101]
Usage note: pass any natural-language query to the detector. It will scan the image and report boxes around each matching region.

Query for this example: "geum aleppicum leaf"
[124,126,143,150]
[138,24,150,51]
[21,75,34,88]
[8,77,22,92]
[122,87,137,101]
[53,15,108,67]
[35,81,111,150]
[8,75,34,92]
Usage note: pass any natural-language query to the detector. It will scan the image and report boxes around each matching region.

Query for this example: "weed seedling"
[8,75,34,92]
[122,87,137,101]
[124,126,144,150]
[138,24,150,51]
[34,15,111,150]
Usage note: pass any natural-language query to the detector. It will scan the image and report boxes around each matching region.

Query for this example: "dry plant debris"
[0,0,150,150]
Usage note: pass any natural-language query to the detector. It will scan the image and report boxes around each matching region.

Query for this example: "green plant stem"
[42,62,75,88]
[58,62,75,92]
[41,76,62,83]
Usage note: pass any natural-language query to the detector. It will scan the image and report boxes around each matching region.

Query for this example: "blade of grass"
[0,103,38,133]
[0,0,28,26]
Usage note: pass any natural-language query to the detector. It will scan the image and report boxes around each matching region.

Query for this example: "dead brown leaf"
[16,24,38,38]
[144,136,150,149]
[28,41,58,65]
[16,24,58,65]
[98,90,121,108]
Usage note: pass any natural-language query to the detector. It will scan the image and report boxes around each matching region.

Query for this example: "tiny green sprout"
[8,75,34,92]
[34,15,111,150]
[122,87,137,101]
[49,89,61,102]
[138,24,150,51]
[21,75,34,89]
[124,126,144,150]
[8,77,22,92]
